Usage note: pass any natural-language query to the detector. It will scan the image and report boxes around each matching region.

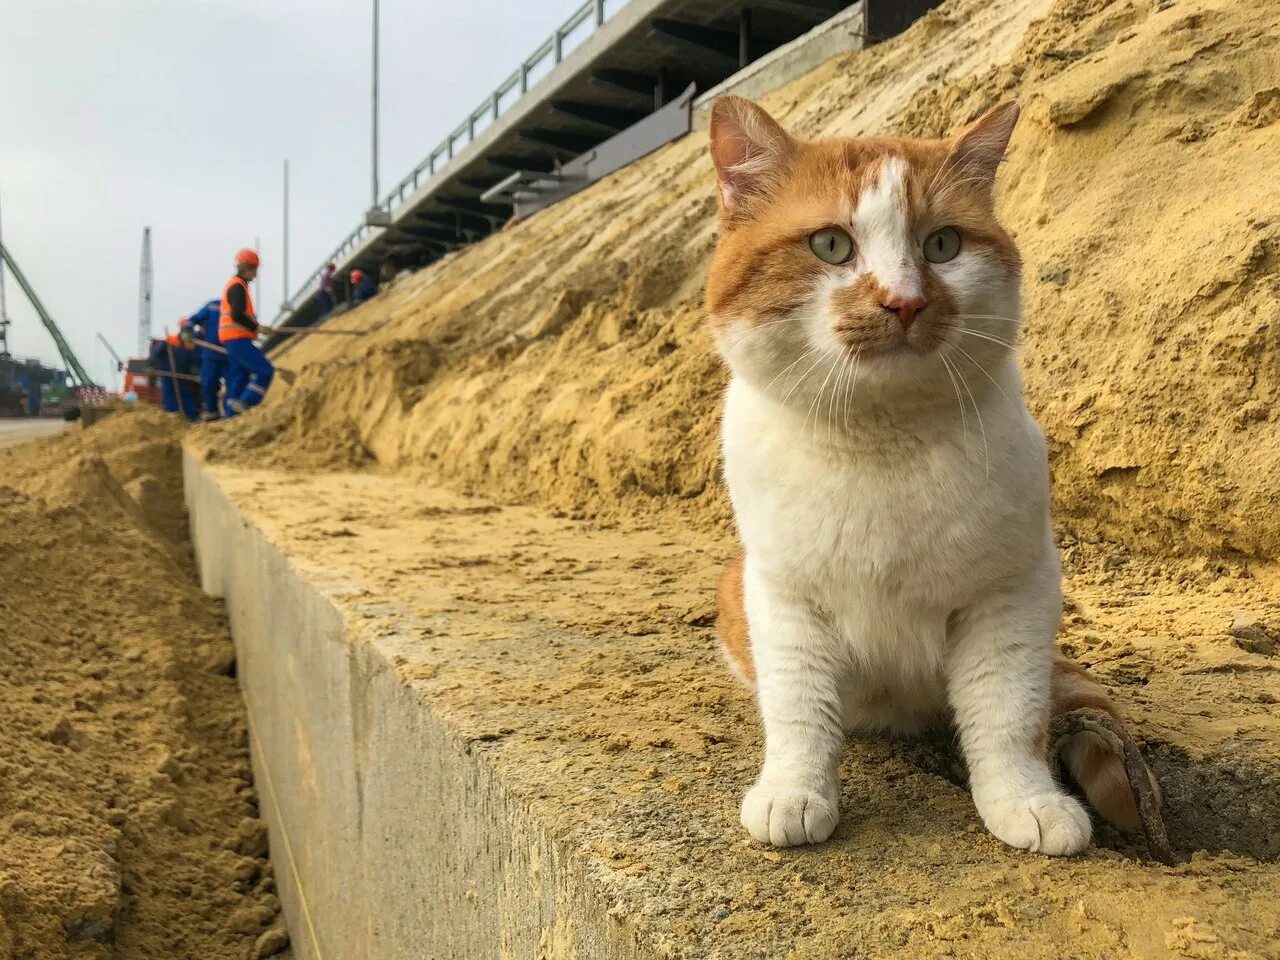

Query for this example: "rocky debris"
[1228,611,1279,657]
[233,817,270,858]
[252,926,291,959]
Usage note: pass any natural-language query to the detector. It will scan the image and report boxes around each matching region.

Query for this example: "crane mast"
[0,193,10,359]
[138,226,153,354]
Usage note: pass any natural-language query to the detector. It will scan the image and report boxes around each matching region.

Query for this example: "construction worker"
[184,297,225,420]
[350,268,377,306]
[318,261,336,317]
[150,322,199,420]
[219,248,274,416]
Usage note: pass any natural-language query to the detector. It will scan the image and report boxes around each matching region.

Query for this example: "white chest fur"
[720,367,1056,728]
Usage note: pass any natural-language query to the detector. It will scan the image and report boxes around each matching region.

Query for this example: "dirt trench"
[0,409,289,960]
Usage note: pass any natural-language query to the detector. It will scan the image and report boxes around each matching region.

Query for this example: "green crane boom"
[0,240,96,387]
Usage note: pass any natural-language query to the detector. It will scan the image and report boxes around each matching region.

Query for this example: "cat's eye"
[923,227,962,263]
[809,228,854,265]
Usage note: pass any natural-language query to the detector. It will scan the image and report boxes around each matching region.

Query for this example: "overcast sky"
[0,0,582,384]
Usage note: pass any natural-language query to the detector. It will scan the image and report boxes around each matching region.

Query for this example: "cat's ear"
[709,96,794,216]
[944,100,1020,193]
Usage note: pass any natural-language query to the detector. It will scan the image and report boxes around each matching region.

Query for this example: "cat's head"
[706,97,1022,410]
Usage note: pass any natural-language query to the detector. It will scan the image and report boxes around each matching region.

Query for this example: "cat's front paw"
[741,781,839,847]
[976,790,1091,856]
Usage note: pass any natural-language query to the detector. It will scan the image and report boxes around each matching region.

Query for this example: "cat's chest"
[722,383,1031,597]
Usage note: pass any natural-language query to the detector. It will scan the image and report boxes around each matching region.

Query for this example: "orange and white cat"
[708,96,1139,854]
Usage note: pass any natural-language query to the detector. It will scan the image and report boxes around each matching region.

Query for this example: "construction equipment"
[0,194,10,360]
[0,235,95,388]
[96,333,125,372]
[138,227,153,355]
[260,324,365,336]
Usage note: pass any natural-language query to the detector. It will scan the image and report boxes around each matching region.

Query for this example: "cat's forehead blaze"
[706,135,1017,330]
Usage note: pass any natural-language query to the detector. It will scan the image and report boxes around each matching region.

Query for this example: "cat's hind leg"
[948,572,1092,856]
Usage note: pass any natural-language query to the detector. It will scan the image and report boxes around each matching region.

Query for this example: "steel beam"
[430,197,511,217]
[517,129,598,154]
[550,100,648,131]
[649,18,740,67]
[417,211,493,233]
[590,69,660,99]
[748,0,847,17]
[486,154,557,173]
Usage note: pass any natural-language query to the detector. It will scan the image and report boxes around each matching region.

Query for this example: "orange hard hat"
[350,270,364,283]
[235,248,261,267]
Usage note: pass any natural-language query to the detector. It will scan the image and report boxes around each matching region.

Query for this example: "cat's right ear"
[709,96,794,217]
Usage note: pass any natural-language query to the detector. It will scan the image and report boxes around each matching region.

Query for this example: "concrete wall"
[184,452,652,960]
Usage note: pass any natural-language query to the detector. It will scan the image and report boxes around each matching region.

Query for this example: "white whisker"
[950,353,990,479]
[949,342,1013,408]
[762,344,821,397]
[950,327,1019,351]
[939,353,970,462]
[804,349,842,441]
[780,347,833,406]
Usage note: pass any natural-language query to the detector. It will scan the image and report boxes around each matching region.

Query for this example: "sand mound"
[200,0,1279,563]
[0,409,286,959]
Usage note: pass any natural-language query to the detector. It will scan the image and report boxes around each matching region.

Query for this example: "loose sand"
[0,409,288,959]
[155,0,1280,953]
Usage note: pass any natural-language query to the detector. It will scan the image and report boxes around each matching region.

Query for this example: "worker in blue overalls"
[219,248,274,416]
[150,323,199,420]
[185,297,225,421]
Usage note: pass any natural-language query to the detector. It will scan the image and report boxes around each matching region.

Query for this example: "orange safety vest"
[219,275,257,342]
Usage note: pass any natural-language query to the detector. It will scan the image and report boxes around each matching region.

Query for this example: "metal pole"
[372,0,380,208]
[0,191,9,359]
[0,192,7,321]
[138,227,153,355]
[282,159,290,309]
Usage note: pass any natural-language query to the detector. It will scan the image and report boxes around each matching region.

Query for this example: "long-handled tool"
[194,337,297,386]
[147,368,201,383]
[260,324,366,336]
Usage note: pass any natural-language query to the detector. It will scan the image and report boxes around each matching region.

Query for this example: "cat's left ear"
[944,100,1020,193]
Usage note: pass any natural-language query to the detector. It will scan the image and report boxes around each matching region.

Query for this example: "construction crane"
[137,226,153,355]
[0,233,97,388]
[96,332,125,373]
[0,194,10,359]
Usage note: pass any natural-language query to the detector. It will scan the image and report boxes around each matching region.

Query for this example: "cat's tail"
[716,552,756,685]
[1051,655,1156,830]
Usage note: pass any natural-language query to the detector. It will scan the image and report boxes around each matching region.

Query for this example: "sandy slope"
[189,0,1280,953]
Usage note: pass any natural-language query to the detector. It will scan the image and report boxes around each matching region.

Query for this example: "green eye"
[809,228,854,265]
[924,227,962,263]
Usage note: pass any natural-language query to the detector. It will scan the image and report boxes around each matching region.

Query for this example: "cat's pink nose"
[882,294,928,329]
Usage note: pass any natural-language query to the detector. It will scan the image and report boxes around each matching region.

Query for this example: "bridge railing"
[284,0,630,314]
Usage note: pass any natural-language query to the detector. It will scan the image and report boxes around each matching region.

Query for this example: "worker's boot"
[199,411,220,422]
[227,398,248,415]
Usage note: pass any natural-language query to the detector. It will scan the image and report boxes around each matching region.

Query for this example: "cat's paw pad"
[741,782,839,847]
[979,790,1091,856]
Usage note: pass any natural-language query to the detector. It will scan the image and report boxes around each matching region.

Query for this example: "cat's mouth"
[834,324,944,358]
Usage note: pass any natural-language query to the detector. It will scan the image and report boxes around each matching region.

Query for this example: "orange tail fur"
[1051,655,1152,830]
[716,552,755,685]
